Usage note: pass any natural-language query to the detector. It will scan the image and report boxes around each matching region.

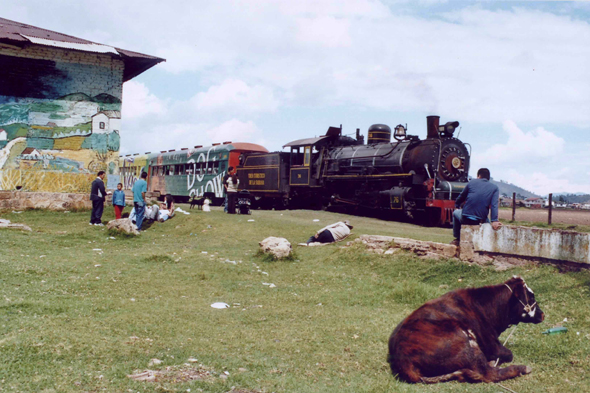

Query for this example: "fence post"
[512,192,516,222]
[548,193,552,225]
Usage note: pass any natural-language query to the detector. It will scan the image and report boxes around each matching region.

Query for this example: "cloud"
[205,119,263,144]
[477,120,565,165]
[191,79,278,115]
[122,81,168,119]
[503,170,590,195]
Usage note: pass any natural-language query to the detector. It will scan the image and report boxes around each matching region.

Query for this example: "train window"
[168,166,174,176]
[291,147,303,166]
[304,146,311,166]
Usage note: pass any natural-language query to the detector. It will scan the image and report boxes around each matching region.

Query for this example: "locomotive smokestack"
[426,116,440,139]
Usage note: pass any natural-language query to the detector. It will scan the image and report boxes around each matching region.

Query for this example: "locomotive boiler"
[237,115,470,225]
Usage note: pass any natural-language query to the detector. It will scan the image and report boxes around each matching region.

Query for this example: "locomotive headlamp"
[394,124,407,141]
[439,121,460,137]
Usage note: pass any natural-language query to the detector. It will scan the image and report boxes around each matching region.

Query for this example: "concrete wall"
[0,45,123,193]
[462,224,590,264]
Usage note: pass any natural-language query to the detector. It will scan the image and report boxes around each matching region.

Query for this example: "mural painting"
[0,52,122,193]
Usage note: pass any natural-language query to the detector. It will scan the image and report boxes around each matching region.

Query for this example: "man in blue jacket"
[451,168,502,245]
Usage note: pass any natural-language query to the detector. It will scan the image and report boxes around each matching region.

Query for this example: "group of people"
[89,170,175,231]
[91,166,500,240]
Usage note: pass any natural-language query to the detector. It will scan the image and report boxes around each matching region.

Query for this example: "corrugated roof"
[0,17,164,81]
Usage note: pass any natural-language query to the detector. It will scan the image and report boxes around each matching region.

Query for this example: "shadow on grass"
[255,249,299,262]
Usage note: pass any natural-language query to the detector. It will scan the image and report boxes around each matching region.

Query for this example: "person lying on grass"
[304,220,353,245]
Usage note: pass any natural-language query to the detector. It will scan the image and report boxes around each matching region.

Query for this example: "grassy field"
[1,206,589,393]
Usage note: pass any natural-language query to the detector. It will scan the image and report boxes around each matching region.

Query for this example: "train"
[118,115,470,225]
[118,142,268,203]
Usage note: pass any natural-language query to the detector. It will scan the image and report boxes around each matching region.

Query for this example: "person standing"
[226,172,239,214]
[89,171,108,226]
[451,168,502,245]
[222,167,233,213]
[112,183,126,219]
[132,172,148,231]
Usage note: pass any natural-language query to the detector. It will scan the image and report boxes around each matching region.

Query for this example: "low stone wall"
[0,191,92,211]
[351,225,590,270]
[460,224,590,265]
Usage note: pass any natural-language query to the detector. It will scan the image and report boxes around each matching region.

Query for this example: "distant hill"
[489,179,540,199]
[555,194,590,204]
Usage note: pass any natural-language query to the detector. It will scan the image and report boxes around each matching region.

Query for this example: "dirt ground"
[499,208,590,225]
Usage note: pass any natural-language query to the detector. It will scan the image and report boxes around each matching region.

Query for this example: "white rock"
[148,358,162,366]
[259,237,292,259]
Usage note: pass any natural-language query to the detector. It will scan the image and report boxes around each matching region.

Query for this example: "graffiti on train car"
[186,145,226,198]
[188,171,226,198]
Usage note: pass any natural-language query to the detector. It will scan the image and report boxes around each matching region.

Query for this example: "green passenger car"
[119,142,267,202]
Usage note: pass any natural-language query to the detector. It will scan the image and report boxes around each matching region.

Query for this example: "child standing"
[112,183,126,219]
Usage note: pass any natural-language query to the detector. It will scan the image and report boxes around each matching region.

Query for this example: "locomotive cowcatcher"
[237,116,470,226]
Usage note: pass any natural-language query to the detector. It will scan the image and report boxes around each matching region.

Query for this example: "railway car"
[119,142,267,202]
[238,116,470,225]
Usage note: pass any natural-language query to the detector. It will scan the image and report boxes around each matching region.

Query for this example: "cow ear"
[512,279,527,300]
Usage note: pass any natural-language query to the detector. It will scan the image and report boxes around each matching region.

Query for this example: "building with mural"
[0,17,164,192]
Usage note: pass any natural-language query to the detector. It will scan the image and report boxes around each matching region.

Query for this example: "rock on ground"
[107,218,139,235]
[259,237,292,259]
[0,218,32,231]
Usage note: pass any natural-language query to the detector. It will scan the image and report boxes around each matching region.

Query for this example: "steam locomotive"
[237,116,470,225]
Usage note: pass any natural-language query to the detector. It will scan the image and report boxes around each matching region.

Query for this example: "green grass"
[1,207,589,392]
[500,219,590,233]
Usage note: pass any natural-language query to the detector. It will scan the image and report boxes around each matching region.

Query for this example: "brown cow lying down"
[387,276,544,383]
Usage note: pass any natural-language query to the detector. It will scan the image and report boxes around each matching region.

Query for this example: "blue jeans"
[453,209,489,240]
[134,202,146,230]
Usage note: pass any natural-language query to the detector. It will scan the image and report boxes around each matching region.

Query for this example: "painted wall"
[0,45,124,193]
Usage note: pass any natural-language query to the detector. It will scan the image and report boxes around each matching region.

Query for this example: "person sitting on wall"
[131,172,148,231]
[304,220,353,245]
[451,168,502,246]
[89,170,110,226]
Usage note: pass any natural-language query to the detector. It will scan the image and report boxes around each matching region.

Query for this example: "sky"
[3,0,590,195]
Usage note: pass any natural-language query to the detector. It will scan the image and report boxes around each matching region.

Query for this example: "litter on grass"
[211,302,230,309]
[175,207,190,215]
[262,283,276,288]
[313,219,320,222]
[247,219,255,222]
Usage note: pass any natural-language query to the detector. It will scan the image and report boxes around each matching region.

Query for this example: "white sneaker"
[89,223,94,225]
[95,223,104,227]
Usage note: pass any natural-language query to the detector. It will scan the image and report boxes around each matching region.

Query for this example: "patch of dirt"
[499,209,590,226]
[127,364,215,383]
